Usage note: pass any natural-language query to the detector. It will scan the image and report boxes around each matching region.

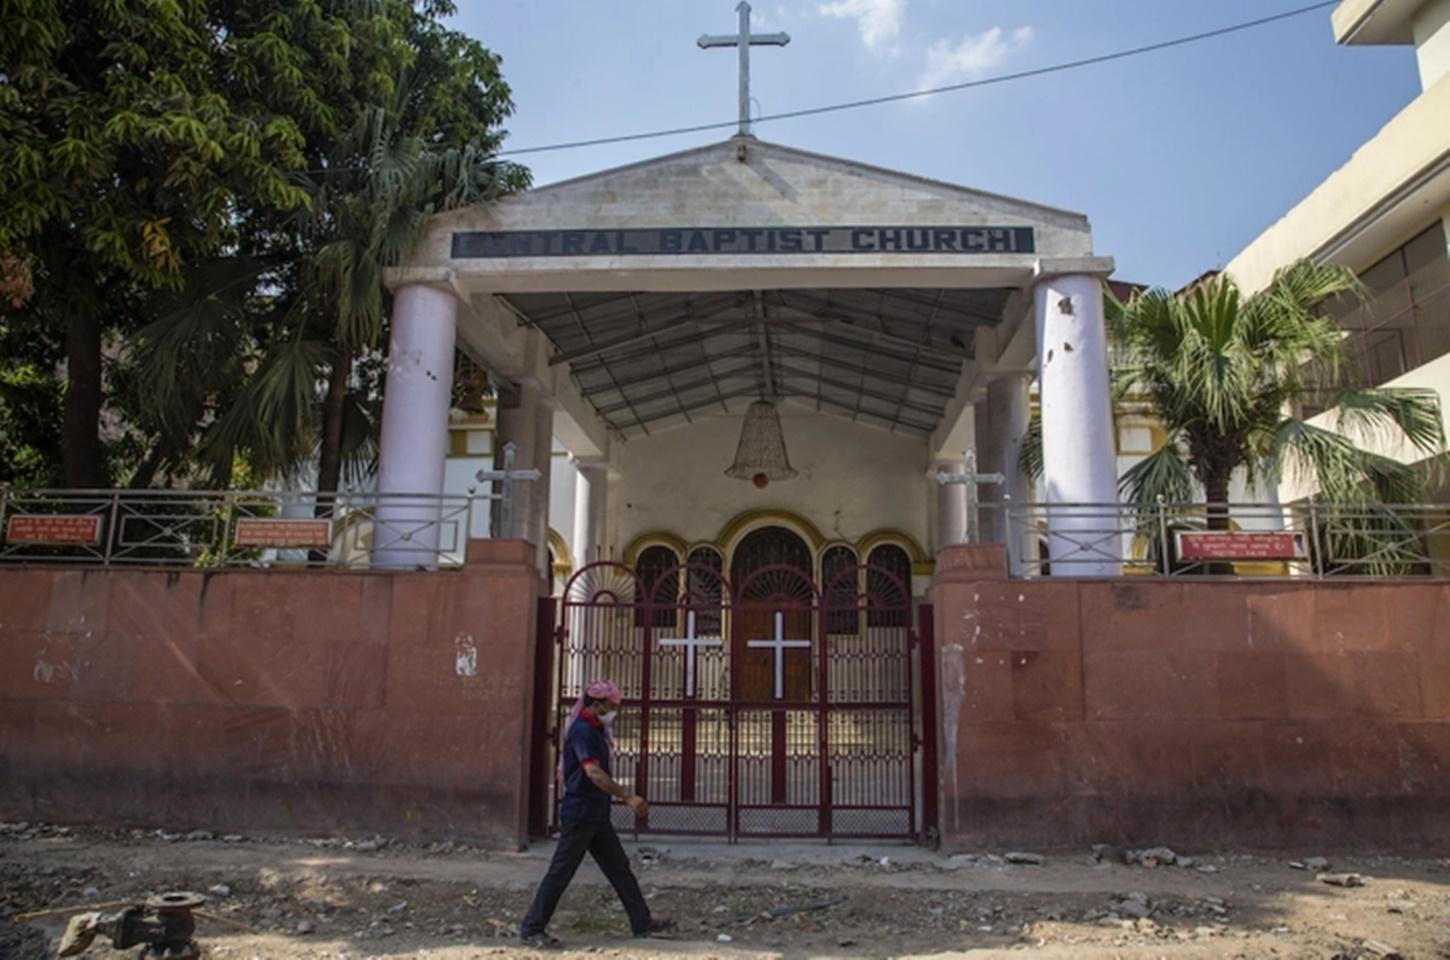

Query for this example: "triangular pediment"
[430,138,1092,248]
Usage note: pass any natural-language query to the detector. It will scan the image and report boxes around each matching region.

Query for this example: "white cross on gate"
[657,610,722,699]
[746,611,811,700]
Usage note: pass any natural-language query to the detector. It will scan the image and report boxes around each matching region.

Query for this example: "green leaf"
[1118,442,1197,507]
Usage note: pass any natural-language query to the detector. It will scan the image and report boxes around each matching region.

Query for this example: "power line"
[497,1,1337,159]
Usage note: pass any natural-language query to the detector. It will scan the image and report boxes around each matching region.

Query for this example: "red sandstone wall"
[932,545,1450,850]
[0,541,541,846]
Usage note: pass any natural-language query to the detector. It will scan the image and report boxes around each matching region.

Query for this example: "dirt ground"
[2,821,1449,959]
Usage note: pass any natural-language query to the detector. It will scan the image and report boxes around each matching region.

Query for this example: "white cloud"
[818,0,905,53]
[917,26,1034,91]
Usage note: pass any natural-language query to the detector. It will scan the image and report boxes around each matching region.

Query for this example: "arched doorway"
[730,526,814,703]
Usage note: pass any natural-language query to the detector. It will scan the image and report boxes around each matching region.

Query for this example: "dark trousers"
[520,818,651,937]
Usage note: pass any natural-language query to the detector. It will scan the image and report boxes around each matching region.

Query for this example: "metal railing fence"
[983,499,1450,579]
[0,487,497,570]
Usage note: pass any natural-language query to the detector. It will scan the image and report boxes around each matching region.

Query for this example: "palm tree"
[1107,260,1442,524]
[301,95,521,497]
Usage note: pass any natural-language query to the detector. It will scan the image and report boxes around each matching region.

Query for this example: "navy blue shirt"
[559,711,613,823]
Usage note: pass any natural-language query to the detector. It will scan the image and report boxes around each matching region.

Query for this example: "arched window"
[730,525,814,590]
[635,544,680,627]
[821,544,859,635]
[865,543,911,627]
[686,545,725,634]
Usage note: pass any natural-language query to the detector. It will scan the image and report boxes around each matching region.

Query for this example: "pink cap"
[585,679,621,701]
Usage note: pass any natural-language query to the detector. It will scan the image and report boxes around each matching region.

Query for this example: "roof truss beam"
[541,291,741,340]
[503,291,640,325]
[549,297,743,366]
[610,384,763,433]
[782,390,934,435]
[768,344,956,397]
[772,363,943,419]
[863,287,1003,327]
[584,344,760,392]
[568,316,754,374]
[772,291,980,352]
[613,385,934,437]
[594,361,759,415]
[768,320,962,375]
[769,310,966,365]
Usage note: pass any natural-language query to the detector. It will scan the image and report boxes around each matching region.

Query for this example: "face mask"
[599,710,618,725]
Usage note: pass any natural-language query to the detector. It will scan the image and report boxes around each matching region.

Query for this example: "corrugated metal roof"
[501,287,1014,437]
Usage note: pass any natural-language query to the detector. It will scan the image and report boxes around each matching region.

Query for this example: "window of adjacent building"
[1327,221,1450,392]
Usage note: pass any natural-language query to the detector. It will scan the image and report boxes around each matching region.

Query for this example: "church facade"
[382,136,1123,586]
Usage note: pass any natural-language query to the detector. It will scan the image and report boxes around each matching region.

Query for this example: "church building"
[379,134,1122,588]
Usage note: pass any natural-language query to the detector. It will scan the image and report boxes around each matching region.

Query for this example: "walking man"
[520,679,674,948]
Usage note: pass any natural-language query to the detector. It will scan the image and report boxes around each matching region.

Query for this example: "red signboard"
[5,514,104,545]
[233,518,333,550]
[1176,531,1307,562]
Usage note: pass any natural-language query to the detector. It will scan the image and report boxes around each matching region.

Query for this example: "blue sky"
[453,1,1422,288]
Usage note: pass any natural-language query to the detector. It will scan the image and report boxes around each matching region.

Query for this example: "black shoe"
[521,932,562,949]
[635,917,677,938]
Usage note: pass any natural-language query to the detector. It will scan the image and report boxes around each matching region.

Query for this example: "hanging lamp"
[725,398,797,489]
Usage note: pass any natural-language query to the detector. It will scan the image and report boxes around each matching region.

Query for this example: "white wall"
[614,408,930,553]
[548,442,578,559]
[442,420,494,541]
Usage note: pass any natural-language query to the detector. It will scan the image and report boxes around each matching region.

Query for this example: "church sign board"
[1175,530,1308,562]
[233,518,333,550]
[453,226,1034,259]
[5,515,104,545]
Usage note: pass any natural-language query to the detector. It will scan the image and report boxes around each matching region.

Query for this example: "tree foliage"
[0,1,528,490]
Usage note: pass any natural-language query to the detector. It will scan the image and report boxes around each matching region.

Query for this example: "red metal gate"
[549,560,920,841]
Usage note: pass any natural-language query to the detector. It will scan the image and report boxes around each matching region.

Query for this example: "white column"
[972,398,994,543]
[531,395,555,575]
[572,458,610,567]
[934,457,967,550]
[976,374,1031,558]
[373,283,458,570]
[1034,269,1121,576]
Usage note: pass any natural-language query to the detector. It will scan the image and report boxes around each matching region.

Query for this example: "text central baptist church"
[453,225,1038,258]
